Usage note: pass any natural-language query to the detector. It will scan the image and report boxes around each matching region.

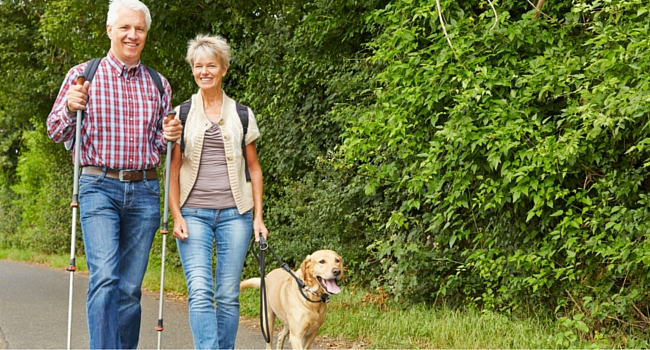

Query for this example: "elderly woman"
[168,34,268,349]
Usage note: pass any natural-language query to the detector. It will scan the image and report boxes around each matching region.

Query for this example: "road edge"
[0,326,8,349]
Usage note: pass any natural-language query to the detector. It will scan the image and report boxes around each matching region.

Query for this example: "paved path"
[0,260,269,349]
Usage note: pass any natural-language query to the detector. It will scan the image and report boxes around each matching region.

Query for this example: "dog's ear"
[300,255,313,285]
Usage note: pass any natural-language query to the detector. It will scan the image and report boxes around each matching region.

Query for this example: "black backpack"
[64,58,165,150]
[178,99,251,182]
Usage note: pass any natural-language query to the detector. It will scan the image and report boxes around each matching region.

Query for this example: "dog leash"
[251,237,330,305]
[250,237,331,344]
[250,235,271,344]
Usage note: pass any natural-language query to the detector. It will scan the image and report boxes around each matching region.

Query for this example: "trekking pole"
[156,110,176,350]
[66,75,85,350]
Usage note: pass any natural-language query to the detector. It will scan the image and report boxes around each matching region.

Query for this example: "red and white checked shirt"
[47,51,172,170]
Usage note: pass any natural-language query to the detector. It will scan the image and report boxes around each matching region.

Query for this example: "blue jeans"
[79,172,161,349]
[177,207,252,350]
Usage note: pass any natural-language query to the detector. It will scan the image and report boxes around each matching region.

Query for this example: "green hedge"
[339,0,650,342]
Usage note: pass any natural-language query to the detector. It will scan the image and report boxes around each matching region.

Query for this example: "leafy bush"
[11,124,77,253]
[339,0,650,342]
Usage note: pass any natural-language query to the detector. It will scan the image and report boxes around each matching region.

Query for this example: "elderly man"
[46,0,181,348]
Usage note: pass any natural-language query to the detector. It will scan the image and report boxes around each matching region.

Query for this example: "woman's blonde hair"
[186,34,231,68]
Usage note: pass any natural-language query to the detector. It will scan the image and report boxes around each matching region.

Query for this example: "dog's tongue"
[324,279,341,294]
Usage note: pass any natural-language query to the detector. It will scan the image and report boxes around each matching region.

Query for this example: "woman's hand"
[253,218,268,242]
[173,217,189,241]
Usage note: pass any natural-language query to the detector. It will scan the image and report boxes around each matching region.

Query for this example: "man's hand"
[163,118,182,142]
[65,80,90,113]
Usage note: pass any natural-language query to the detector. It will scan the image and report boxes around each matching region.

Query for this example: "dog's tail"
[240,278,261,291]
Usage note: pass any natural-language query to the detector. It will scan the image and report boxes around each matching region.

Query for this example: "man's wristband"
[65,103,75,116]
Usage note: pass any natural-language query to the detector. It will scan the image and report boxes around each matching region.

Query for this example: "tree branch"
[487,0,498,31]
[533,0,545,19]
[435,0,469,71]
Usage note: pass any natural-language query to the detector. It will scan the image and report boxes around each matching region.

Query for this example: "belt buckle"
[118,170,132,182]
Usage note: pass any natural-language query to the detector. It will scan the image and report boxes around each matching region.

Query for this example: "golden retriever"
[240,250,344,349]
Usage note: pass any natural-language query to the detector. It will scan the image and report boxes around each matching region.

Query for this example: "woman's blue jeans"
[79,173,160,349]
[177,207,252,350]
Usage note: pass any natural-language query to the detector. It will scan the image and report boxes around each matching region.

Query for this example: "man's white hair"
[106,0,152,30]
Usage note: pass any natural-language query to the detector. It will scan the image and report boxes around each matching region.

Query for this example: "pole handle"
[167,110,176,121]
[77,75,86,86]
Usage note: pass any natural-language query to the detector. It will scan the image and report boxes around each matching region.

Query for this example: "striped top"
[184,121,237,209]
[47,50,172,170]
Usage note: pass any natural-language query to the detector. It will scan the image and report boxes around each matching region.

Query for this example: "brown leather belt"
[82,166,157,182]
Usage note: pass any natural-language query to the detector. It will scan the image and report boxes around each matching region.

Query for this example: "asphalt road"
[0,260,270,349]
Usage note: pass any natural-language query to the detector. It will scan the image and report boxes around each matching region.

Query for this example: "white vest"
[175,90,260,214]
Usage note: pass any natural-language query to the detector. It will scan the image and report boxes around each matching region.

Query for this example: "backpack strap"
[178,99,252,183]
[83,58,103,82]
[144,65,165,99]
[235,102,251,182]
[64,58,102,151]
[179,100,192,153]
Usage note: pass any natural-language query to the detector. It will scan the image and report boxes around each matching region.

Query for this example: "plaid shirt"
[47,51,172,170]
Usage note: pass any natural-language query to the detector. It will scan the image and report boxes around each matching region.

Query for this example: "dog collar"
[302,286,330,303]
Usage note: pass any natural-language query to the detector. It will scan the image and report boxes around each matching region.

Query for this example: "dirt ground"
[238,316,366,349]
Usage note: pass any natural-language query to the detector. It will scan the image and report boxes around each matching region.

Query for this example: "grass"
[0,247,87,271]
[142,257,188,296]
[0,247,621,349]
[239,285,560,349]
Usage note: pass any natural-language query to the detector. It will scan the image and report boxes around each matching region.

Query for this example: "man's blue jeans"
[79,172,160,349]
[177,207,252,350]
